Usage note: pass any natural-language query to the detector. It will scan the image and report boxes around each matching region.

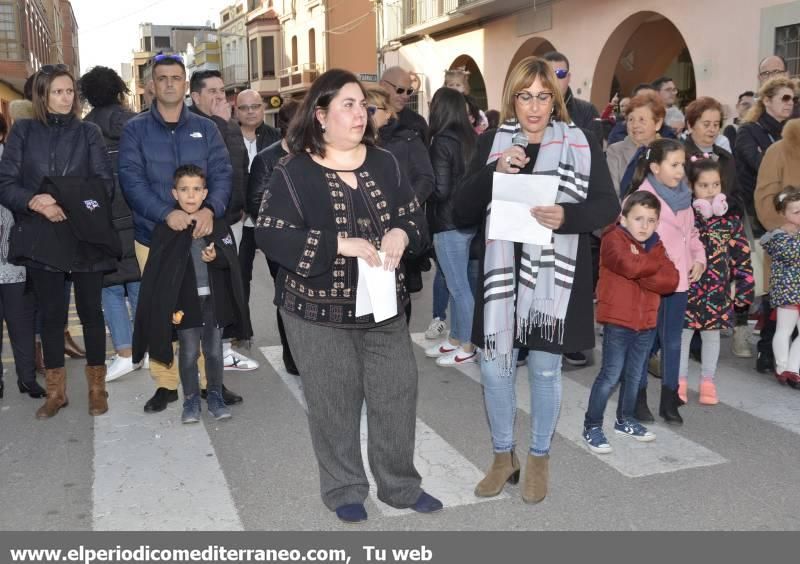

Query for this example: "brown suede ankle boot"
[36,368,68,419]
[474,451,520,497]
[522,454,549,504]
[86,365,108,416]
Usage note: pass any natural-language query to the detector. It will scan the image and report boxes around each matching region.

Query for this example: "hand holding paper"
[487,172,559,245]
[356,251,398,323]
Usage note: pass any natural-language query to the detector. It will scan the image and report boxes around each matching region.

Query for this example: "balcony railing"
[278,63,322,90]
[223,63,249,86]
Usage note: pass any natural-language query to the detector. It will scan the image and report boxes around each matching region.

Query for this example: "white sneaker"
[425,341,459,358]
[436,347,479,366]
[105,355,141,383]
[223,349,260,371]
[143,353,150,370]
[425,317,448,340]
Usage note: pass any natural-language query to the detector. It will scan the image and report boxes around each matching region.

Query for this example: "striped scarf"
[483,119,591,371]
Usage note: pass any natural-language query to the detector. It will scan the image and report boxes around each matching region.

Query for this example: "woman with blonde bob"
[454,56,619,503]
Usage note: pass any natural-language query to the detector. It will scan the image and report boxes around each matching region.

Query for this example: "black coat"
[132,218,253,366]
[453,127,620,353]
[397,107,429,144]
[246,140,287,220]
[565,87,603,143]
[378,119,434,203]
[428,128,470,233]
[253,122,281,151]
[734,113,784,234]
[85,104,142,286]
[189,105,248,226]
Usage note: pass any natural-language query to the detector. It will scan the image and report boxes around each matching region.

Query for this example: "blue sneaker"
[411,491,443,513]
[181,393,201,424]
[614,419,656,442]
[206,389,232,420]
[335,503,367,524]
[582,426,613,454]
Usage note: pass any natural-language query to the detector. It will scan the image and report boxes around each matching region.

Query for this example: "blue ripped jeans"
[481,349,563,456]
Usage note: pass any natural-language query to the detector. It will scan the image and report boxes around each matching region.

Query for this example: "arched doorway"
[505,37,557,86]
[591,12,696,111]
[447,55,488,110]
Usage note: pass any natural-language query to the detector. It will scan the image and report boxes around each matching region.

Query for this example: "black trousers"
[0,281,37,386]
[267,257,295,366]
[239,225,257,305]
[28,268,105,368]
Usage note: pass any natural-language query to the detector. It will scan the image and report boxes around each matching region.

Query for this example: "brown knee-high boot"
[474,451,520,497]
[36,368,68,419]
[86,365,108,416]
[522,454,549,504]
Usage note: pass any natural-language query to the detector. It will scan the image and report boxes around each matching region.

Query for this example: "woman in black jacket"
[453,56,619,503]
[0,65,115,419]
[80,65,143,383]
[425,87,479,367]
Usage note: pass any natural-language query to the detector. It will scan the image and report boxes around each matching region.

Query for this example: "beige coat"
[605,136,639,196]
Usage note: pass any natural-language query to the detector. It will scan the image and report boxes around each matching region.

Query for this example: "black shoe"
[17,379,47,399]
[563,351,588,366]
[658,386,683,426]
[756,350,775,374]
[144,387,179,413]
[283,351,299,376]
[201,385,242,406]
[634,388,655,423]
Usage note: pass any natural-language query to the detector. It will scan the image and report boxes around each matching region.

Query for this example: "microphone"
[508,132,528,169]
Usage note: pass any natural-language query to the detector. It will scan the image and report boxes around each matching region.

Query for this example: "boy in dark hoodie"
[582,191,679,454]
[133,165,252,423]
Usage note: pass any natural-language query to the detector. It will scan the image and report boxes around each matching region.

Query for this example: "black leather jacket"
[428,129,470,233]
[246,140,287,220]
[378,119,434,203]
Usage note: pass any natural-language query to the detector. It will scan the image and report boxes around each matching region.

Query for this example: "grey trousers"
[282,313,422,511]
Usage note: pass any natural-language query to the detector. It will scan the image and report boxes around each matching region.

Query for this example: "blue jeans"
[481,349,562,456]
[584,324,656,428]
[101,282,140,351]
[432,264,449,320]
[178,295,223,396]
[640,291,688,391]
[433,229,476,343]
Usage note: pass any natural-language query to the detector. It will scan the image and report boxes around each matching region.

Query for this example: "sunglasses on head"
[153,52,184,64]
[780,94,799,104]
[383,79,413,96]
[40,64,68,75]
[553,68,569,79]
[367,105,386,117]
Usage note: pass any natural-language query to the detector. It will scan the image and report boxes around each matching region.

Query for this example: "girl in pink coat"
[631,138,706,425]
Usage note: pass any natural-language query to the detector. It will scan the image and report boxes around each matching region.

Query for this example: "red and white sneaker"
[436,347,479,366]
[425,341,459,358]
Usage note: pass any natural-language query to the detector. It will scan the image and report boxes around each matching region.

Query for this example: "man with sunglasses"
[119,53,240,413]
[380,66,429,143]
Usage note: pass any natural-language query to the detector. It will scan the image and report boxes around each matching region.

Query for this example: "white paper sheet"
[356,251,398,323]
[487,172,560,245]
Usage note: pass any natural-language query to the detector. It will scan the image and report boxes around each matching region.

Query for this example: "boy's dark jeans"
[584,324,657,428]
[178,295,223,396]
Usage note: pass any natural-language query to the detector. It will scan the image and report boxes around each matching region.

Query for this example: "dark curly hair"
[78,66,129,108]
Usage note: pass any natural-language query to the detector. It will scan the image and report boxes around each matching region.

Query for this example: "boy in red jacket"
[583,191,679,454]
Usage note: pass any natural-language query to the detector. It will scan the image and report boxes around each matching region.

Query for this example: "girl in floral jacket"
[681,158,754,405]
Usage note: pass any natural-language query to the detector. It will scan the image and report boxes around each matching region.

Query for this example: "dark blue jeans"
[639,291,688,392]
[584,324,656,428]
[178,295,223,397]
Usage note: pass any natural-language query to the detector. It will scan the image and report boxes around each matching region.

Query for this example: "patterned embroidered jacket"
[685,209,754,330]
[254,147,427,328]
[761,228,800,308]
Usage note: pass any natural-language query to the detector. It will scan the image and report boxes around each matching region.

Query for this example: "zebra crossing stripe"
[93,370,243,531]
[410,334,727,478]
[260,346,508,516]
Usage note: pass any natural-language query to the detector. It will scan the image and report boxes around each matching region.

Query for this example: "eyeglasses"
[514,91,554,104]
[237,104,263,112]
[553,68,569,79]
[382,79,414,96]
[759,68,787,79]
[40,64,68,75]
[367,105,386,117]
[153,52,184,64]
[780,94,799,104]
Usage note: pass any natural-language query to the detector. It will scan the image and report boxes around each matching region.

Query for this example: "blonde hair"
[500,56,569,124]
[444,67,470,94]
[366,85,392,112]
[743,76,796,123]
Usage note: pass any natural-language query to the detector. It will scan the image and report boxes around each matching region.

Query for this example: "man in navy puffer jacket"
[118,54,237,413]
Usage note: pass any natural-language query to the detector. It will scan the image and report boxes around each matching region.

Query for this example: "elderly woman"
[454,56,619,503]
[606,91,665,197]
[255,69,439,524]
[735,77,796,373]
[0,65,115,418]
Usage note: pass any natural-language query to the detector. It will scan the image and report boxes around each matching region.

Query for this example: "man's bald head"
[380,66,414,112]
[236,89,265,128]
[759,55,788,85]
